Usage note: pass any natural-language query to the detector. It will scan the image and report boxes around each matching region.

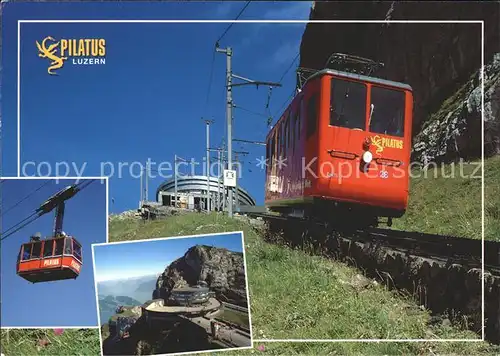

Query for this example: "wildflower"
[53,328,64,336]
[257,344,265,352]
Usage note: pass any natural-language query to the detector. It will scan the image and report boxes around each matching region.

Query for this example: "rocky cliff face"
[300,1,500,163]
[153,245,247,307]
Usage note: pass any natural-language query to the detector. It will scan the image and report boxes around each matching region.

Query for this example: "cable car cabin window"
[31,242,42,259]
[369,86,405,137]
[54,238,64,256]
[22,244,33,260]
[73,240,82,261]
[330,78,367,130]
[306,95,318,137]
[64,238,73,254]
[43,240,54,257]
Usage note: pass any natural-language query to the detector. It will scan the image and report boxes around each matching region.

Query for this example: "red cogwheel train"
[265,54,414,227]
[16,185,83,283]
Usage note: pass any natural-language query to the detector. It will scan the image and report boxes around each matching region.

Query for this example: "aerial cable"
[1,212,41,241]
[1,179,96,242]
[1,179,52,217]
[278,52,300,84]
[75,179,95,191]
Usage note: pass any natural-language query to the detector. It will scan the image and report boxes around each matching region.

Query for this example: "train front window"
[369,86,405,137]
[73,240,82,261]
[32,242,42,259]
[43,240,54,257]
[22,244,33,260]
[330,78,367,130]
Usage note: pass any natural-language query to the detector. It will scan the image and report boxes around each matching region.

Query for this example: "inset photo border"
[0,177,109,329]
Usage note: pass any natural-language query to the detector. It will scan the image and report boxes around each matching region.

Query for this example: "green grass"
[392,156,500,241]
[108,213,499,355]
[0,329,101,356]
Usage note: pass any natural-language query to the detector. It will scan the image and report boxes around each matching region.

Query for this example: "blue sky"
[0,178,106,327]
[92,232,244,282]
[1,1,311,213]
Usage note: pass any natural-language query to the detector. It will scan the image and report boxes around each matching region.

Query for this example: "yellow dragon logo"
[370,135,385,155]
[36,36,67,75]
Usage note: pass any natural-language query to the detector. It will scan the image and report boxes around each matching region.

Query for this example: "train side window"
[369,86,405,137]
[31,242,42,259]
[22,244,33,260]
[64,238,73,254]
[268,133,273,165]
[54,238,64,255]
[306,94,318,137]
[286,114,290,150]
[43,240,54,257]
[73,240,82,261]
[282,119,286,157]
[330,78,367,130]
[297,98,303,141]
[277,124,281,157]
[274,128,278,159]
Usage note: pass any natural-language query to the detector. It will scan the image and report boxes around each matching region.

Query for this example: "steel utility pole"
[216,45,281,217]
[221,142,227,212]
[203,118,215,212]
[216,46,234,216]
[207,146,225,211]
[145,161,149,203]
[233,150,249,212]
[217,149,221,211]
[140,167,143,207]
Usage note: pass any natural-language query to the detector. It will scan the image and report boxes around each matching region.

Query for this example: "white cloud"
[272,40,301,66]
[214,1,235,17]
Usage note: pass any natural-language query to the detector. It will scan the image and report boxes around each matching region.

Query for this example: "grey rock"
[153,245,247,307]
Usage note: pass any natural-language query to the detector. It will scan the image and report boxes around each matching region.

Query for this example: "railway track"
[243,211,500,343]
[245,211,500,275]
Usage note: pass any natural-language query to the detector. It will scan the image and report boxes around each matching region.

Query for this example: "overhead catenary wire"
[0,179,96,241]
[278,52,300,84]
[1,179,53,217]
[233,104,268,118]
[215,1,252,46]
[265,52,300,127]
[204,1,252,121]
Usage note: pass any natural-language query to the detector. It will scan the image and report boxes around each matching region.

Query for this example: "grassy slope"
[106,213,498,355]
[393,156,500,241]
[0,329,101,356]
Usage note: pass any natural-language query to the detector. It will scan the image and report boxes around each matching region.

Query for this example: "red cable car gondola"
[15,184,84,283]
[16,235,83,283]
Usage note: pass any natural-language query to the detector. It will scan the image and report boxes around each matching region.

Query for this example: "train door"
[365,84,412,211]
[324,76,368,197]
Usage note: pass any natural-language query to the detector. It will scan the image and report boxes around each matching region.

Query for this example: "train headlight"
[362,151,373,163]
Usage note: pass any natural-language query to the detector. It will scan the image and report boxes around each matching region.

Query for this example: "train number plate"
[380,170,389,179]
